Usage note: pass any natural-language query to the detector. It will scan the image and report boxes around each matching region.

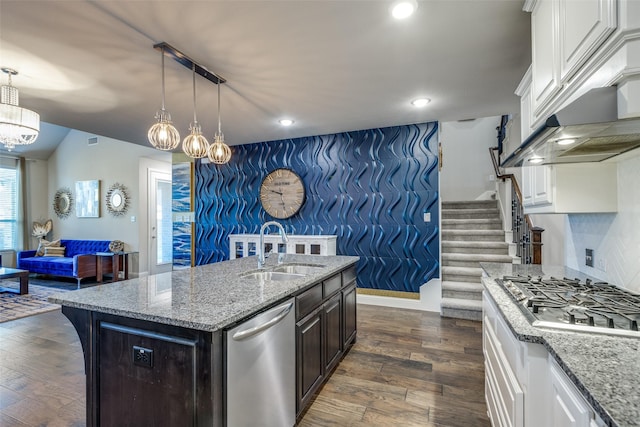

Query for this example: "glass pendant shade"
[182,65,209,158]
[208,133,232,164]
[148,48,180,151]
[148,109,180,151]
[208,81,232,164]
[0,68,40,151]
[183,122,209,158]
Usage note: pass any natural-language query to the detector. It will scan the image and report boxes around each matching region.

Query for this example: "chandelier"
[0,68,40,151]
[149,42,231,164]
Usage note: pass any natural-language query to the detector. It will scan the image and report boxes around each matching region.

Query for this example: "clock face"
[259,168,305,219]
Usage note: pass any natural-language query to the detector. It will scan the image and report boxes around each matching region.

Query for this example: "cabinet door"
[532,0,561,116]
[98,322,199,427]
[522,167,535,206]
[324,293,343,373]
[549,360,592,427]
[558,0,617,82]
[296,308,324,413]
[532,165,552,205]
[520,79,533,142]
[342,283,357,348]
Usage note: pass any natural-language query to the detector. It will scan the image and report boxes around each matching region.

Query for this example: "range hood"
[501,86,640,167]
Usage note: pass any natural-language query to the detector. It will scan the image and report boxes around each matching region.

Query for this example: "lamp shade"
[182,122,209,158]
[208,133,232,164]
[148,109,180,151]
[0,69,40,151]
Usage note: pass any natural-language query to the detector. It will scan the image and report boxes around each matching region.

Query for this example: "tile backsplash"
[565,155,640,293]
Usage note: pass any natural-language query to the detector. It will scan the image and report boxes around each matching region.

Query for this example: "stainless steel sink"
[241,271,306,281]
[272,264,326,275]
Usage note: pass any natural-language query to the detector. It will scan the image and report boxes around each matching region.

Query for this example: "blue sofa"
[17,239,112,286]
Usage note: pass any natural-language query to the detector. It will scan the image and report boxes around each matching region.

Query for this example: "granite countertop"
[481,262,640,427]
[49,254,359,332]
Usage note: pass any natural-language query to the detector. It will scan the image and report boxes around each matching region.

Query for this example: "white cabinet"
[521,165,552,207]
[520,0,618,130]
[515,66,534,142]
[521,163,617,214]
[482,287,607,427]
[531,0,561,116]
[558,0,617,83]
[229,234,337,259]
[549,358,606,427]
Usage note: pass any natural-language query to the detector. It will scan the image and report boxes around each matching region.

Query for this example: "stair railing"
[489,146,543,264]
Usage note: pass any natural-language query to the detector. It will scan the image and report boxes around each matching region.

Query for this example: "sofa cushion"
[36,239,61,257]
[61,240,110,257]
[44,246,66,257]
[19,256,74,276]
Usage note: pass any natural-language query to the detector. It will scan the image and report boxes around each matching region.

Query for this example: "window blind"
[0,159,18,250]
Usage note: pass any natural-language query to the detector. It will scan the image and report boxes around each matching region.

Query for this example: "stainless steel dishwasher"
[226,298,296,427]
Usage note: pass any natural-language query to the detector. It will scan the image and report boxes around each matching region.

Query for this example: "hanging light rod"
[153,42,226,85]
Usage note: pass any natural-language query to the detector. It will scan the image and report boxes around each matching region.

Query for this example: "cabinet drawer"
[341,265,356,287]
[296,283,322,320]
[323,274,342,298]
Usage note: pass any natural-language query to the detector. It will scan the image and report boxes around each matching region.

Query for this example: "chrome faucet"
[258,221,289,268]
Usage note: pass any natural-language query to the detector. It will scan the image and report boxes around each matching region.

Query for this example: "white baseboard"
[358,279,442,312]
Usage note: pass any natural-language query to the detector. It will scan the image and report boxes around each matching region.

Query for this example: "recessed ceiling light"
[528,157,544,164]
[391,0,418,19]
[411,98,431,107]
[279,119,294,126]
[557,138,576,146]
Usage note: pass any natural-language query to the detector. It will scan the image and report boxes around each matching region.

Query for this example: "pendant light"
[148,46,180,151]
[0,68,40,151]
[208,81,232,164]
[182,64,210,158]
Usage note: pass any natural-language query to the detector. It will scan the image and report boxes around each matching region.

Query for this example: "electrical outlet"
[132,346,153,368]
[597,258,607,272]
[585,248,594,267]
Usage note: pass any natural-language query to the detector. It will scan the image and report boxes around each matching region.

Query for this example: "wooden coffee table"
[0,267,29,295]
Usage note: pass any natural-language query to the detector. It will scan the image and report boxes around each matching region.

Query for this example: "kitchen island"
[49,254,359,427]
[481,263,639,427]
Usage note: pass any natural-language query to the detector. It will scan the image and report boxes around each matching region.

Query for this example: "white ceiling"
[0,1,531,160]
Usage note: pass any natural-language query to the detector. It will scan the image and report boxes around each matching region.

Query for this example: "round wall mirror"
[106,183,130,216]
[53,188,73,219]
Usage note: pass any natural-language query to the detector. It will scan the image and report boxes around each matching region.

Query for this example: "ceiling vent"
[88,137,98,146]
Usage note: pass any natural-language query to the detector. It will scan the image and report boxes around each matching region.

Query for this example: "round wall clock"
[259,168,305,219]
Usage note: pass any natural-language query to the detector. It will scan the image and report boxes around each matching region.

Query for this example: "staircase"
[440,200,513,321]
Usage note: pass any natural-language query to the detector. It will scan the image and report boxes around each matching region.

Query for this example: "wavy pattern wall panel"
[194,122,439,293]
[172,162,192,267]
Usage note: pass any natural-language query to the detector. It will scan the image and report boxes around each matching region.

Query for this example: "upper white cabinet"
[558,0,617,82]
[531,0,562,116]
[522,163,617,214]
[522,0,618,127]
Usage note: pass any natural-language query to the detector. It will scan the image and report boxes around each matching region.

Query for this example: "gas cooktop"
[495,275,640,338]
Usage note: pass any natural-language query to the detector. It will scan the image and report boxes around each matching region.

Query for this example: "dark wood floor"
[0,304,490,427]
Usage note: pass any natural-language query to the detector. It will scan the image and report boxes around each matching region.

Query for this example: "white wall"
[530,213,565,265]
[440,116,501,201]
[565,155,640,292]
[48,130,171,276]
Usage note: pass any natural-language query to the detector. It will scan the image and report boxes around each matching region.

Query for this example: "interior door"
[149,170,173,275]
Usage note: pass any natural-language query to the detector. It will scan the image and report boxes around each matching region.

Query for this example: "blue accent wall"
[194,122,439,293]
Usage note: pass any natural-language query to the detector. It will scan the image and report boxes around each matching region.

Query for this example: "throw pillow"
[36,239,61,257]
[44,246,66,257]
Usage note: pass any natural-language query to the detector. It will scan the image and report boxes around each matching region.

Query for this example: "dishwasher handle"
[232,301,294,341]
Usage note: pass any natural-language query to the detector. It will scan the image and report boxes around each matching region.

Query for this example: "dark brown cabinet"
[324,292,343,373]
[296,307,324,411]
[295,266,357,418]
[342,282,357,348]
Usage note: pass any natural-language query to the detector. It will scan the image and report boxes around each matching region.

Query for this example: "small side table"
[96,252,136,282]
